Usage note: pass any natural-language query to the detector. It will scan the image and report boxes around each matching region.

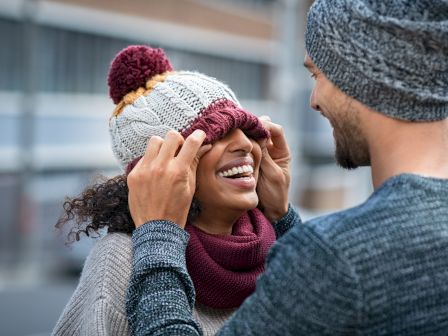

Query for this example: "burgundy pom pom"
[107,45,173,104]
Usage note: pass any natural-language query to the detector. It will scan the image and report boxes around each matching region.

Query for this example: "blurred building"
[0,0,371,286]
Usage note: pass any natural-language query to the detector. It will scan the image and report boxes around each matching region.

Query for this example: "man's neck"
[368,116,448,189]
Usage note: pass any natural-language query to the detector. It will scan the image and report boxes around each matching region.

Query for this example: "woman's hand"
[127,130,211,229]
[256,117,291,222]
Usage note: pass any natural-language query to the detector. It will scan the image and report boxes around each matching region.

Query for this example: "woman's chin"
[230,196,259,213]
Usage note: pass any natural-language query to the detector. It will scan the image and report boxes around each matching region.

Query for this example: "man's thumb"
[191,144,212,170]
[198,144,212,158]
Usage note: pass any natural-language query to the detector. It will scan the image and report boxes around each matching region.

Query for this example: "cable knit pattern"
[121,98,270,175]
[127,174,448,335]
[107,45,269,169]
[305,0,448,121]
[109,71,268,168]
[52,233,233,336]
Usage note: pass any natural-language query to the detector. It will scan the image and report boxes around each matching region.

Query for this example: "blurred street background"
[0,0,372,335]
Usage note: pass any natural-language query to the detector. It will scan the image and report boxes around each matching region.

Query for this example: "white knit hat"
[107,45,269,171]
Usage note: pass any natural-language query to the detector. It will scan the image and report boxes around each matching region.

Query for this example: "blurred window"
[0,17,267,101]
[0,18,23,91]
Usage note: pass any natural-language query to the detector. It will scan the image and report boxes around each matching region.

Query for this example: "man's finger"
[265,122,289,152]
[256,137,268,151]
[158,130,185,162]
[258,117,288,151]
[197,144,212,159]
[259,147,277,174]
[141,135,164,166]
[259,116,272,133]
[177,130,207,167]
[189,144,212,178]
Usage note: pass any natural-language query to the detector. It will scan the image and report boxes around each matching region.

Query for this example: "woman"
[52,45,294,335]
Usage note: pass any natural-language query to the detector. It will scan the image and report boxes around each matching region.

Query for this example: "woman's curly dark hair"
[56,174,201,244]
[56,174,134,243]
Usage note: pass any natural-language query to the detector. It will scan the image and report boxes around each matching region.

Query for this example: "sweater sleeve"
[272,204,301,238]
[127,217,361,336]
[127,221,202,335]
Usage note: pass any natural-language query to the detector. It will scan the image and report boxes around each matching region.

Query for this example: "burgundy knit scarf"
[185,208,276,309]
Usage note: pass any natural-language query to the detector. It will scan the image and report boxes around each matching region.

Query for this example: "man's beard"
[332,115,370,170]
[335,137,366,169]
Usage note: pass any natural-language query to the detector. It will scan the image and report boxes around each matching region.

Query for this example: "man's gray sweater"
[127,174,448,335]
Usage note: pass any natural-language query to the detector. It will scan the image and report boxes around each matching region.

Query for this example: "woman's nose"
[228,129,253,153]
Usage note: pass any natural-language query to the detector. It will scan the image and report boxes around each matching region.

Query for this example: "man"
[126,0,448,334]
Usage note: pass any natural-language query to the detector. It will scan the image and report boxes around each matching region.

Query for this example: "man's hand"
[127,129,211,228]
[256,117,291,222]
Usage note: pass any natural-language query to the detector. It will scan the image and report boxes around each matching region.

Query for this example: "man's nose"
[310,89,320,111]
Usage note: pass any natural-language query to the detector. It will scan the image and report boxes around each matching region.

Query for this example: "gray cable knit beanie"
[305,0,448,121]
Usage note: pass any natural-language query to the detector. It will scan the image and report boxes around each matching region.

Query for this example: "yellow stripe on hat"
[112,71,172,117]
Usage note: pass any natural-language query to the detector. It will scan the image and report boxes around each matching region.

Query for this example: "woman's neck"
[193,207,244,235]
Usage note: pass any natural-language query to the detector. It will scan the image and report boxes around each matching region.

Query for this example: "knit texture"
[305,0,448,121]
[107,46,269,169]
[127,174,448,335]
[108,46,173,104]
[185,208,276,309]
[123,99,270,175]
[181,99,269,146]
[52,233,232,336]
[127,208,297,335]
[52,233,131,336]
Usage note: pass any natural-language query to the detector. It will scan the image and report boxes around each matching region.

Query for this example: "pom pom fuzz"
[108,45,173,104]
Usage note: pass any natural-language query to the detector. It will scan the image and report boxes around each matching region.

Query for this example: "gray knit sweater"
[127,174,448,335]
[52,233,234,336]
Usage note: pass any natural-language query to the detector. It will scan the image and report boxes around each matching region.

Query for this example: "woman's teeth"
[218,165,254,178]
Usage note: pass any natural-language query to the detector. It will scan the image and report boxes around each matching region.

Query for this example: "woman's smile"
[193,128,263,231]
[216,156,256,190]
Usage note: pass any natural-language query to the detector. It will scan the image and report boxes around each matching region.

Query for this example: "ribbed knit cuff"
[132,220,190,270]
[128,221,199,334]
[273,204,301,238]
